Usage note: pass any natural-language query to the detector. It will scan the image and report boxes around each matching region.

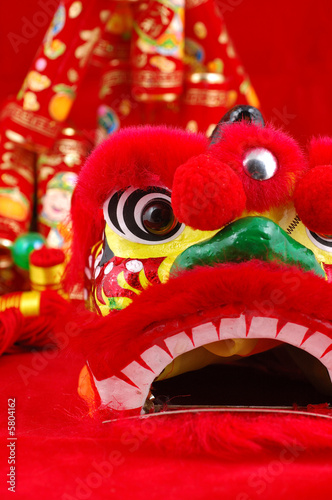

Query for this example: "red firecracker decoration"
[1,0,112,152]
[131,0,185,102]
[37,126,92,249]
[0,130,35,267]
[0,0,260,294]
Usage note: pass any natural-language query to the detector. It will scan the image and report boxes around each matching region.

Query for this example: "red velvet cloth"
[1,350,332,499]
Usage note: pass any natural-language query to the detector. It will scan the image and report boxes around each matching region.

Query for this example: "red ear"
[172,154,246,231]
[294,137,332,235]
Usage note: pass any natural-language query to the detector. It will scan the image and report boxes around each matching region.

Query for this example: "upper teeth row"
[91,315,332,413]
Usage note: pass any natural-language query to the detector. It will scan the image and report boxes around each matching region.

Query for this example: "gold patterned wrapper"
[0,129,36,268]
[91,1,134,67]
[181,72,238,135]
[131,0,185,102]
[94,2,138,141]
[184,0,260,111]
[1,0,111,153]
[37,126,92,249]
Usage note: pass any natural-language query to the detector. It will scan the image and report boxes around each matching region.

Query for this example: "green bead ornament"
[11,233,46,270]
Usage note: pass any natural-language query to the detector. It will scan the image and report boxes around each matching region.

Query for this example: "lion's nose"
[172,154,246,231]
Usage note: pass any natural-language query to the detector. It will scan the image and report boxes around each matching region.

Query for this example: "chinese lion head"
[68,106,332,417]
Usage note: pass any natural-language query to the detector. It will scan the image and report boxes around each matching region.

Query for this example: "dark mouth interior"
[151,344,332,408]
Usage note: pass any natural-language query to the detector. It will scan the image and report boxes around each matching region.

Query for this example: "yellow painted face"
[84,180,332,318]
[86,186,220,315]
[258,203,332,270]
[74,113,332,418]
[81,187,332,404]
[103,223,219,281]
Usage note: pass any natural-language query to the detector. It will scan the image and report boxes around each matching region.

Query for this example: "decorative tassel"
[1,0,111,152]
[0,308,25,355]
[29,246,66,294]
[0,131,36,268]
[0,246,71,354]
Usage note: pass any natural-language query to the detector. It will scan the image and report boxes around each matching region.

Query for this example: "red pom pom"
[294,165,332,235]
[172,154,246,230]
[30,246,65,267]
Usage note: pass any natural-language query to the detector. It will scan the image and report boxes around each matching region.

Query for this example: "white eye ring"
[243,148,278,180]
[306,228,332,253]
[103,187,185,245]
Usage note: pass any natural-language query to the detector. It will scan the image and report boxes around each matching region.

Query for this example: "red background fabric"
[1,2,332,499]
[0,0,331,144]
[1,350,332,499]
[0,351,332,500]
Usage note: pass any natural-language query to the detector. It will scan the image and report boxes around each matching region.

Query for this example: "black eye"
[142,200,177,235]
[243,148,278,180]
[103,188,184,244]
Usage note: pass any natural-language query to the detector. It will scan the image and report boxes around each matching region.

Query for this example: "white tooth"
[84,267,91,280]
[92,374,145,411]
[219,315,246,340]
[301,332,332,359]
[164,332,194,357]
[276,322,308,347]
[88,255,93,267]
[247,317,278,339]
[192,322,219,348]
[122,361,155,389]
[140,346,173,374]
[94,266,101,279]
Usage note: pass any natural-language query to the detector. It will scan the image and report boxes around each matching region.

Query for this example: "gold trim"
[30,282,62,291]
[101,69,130,88]
[0,293,21,312]
[133,70,183,89]
[0,238,13,268]
[187,72,225,84]
[134,93,178,102]
[6,102,59,139]
[0,290,40,317]
[4,130,25,144]
[20,291,41,317]
[29,262,65,287]
[0,238,13,249]
[184,88,229,107]
[62,127,76,136]
[186,0,209,8]
[56,138,88,156]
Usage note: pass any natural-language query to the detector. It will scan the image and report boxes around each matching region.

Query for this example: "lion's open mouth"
[151,344,332,410]
[84,254,332,416]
